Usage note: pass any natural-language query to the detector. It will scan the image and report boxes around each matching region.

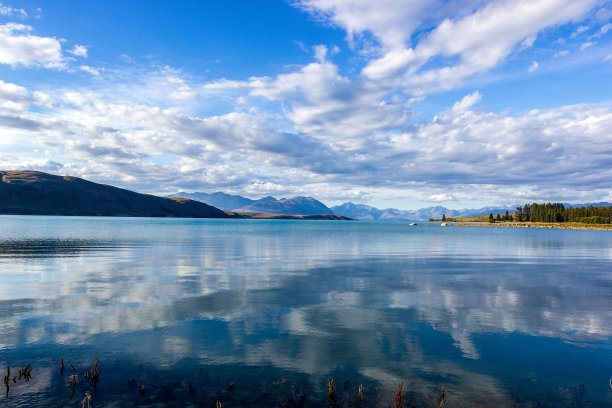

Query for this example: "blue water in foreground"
[1,216,611,407]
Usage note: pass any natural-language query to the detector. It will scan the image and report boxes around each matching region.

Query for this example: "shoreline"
[447,222,612,230]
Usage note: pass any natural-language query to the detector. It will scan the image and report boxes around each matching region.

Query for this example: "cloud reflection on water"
[1,218,611,406]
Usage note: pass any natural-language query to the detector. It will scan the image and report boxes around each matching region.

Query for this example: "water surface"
[1,216,611,407]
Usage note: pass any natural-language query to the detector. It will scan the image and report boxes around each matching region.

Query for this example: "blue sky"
[1,0,611,210]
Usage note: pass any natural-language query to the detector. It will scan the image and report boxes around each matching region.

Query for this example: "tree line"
[513,203,612,224]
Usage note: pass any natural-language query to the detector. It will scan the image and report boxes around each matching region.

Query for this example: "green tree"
[504,210,510,221]
[442,213,446,221]
[489,213,494,223]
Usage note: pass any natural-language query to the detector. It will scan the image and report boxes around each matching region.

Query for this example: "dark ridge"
[0,170,231,218]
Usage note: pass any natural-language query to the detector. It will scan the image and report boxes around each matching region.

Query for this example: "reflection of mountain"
[0,170,230,218]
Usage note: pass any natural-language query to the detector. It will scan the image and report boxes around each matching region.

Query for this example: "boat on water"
[409,223,417,226]
[440,223,448,226]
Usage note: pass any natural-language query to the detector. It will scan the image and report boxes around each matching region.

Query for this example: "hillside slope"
[0,171,230,218]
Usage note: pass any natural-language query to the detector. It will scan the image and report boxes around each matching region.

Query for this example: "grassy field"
[437,215,612,230]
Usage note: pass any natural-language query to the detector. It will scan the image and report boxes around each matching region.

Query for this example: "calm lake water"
[1,216,611,407]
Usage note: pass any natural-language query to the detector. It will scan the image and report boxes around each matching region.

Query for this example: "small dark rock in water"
[226,381,236,392]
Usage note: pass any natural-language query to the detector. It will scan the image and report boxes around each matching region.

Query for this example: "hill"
[0,171,231,218]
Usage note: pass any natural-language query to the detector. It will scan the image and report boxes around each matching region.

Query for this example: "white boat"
[409,223,417,226]
[440,223,448,226]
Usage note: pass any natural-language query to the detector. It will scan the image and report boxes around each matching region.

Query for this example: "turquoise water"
[1,216,611,407]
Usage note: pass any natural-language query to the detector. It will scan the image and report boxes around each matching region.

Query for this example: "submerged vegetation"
[1,358,456,407]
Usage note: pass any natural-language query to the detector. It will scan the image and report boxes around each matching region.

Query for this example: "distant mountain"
[330,203,383,220]
[168,191,254,211]
[564,202,612,208]
[0,171,231,218]
[331,202,517,221]
[234,196,334,215]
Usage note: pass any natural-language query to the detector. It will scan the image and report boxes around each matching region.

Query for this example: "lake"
[1,216,611,407]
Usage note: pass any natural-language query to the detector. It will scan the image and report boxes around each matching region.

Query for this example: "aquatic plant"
[91,357,100,383]
[3,367,9,397]
[357,383,363,400]
[438,385,445,408]
[19,363,32,381]
[216,400,222,408]
[328,378,336,400]
[394,382,403,408]
[81,390,91,408]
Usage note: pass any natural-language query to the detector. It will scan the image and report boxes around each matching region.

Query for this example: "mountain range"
[168,191,254,211]
[169,192,334,215]
[171,191,612,222]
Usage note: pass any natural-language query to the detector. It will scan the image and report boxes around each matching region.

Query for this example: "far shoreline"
[442,221,612,231]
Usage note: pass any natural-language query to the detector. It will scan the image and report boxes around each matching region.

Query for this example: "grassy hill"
[0,171,231,218]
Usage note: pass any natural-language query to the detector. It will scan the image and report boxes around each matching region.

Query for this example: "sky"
[0,0,611,210]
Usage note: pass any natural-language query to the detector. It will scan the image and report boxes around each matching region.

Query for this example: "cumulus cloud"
[424,193,455,202]
[354,0,598,95]
[0,79,29,112]
[1,76,611,203]
[249,60,408,143]
[68,44,88,57]
[295,0,435,50]
[0,23,64,68]
[0,0,609,205]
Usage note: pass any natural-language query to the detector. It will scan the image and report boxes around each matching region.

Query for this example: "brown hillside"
[0,170,230,218]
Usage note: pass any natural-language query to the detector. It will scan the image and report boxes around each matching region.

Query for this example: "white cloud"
[79,65,99,75]
[519,35,536,50]
[2,77,611,203]
[570,24,590,38]
[295,0,435,50]
[0,23,64,68]
[452,91,482,115]
[580,41,595,50]
[169,85,198,101]
[119,54,135,63]
[249,59,408,142]
[313,44,328,62]
[68,44,88,57]
[356,0,598,95]
[0,3,26,17]
[425,193,455,202]
[0,79,29,112]
[554,50,569,57]
[528,60,539,73]
[605,53,612,61]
